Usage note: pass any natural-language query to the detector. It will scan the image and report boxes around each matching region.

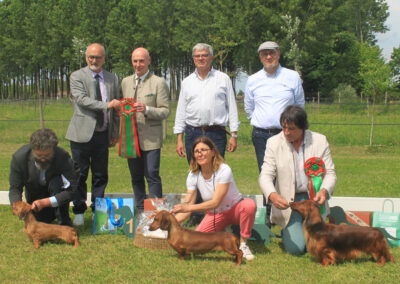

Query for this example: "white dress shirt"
[173,68,239,134]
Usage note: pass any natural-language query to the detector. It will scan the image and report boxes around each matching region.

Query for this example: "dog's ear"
[160,212,170,230]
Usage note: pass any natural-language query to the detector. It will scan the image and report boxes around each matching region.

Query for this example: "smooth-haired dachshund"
[290,200,395,266]
[149,210,243,265]
[12,201,79,248]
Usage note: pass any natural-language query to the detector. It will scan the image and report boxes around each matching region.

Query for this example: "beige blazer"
[259,130,337,228]
[66,66,120,143]
[121,73,170,151]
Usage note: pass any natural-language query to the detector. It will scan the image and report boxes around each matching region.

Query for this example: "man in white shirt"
[174,43,239,162]
[174,43,240,225]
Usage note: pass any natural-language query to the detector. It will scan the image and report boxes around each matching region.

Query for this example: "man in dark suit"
[66,43,121,226]
[9,128,77,226]
[121,47,170,211]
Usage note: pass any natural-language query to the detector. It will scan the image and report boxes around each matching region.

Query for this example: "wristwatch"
[231,133,238,138]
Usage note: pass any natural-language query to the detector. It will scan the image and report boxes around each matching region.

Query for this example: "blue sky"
[376,0,400,60]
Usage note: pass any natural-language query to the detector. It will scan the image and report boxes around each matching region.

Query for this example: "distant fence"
[1,99,400,146]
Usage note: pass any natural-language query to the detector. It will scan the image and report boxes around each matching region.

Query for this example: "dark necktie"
[95,74,104,127]
[134,77,141,101]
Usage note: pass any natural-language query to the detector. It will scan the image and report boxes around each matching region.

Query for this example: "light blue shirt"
[244,65,305,129]
[173,68,240,134]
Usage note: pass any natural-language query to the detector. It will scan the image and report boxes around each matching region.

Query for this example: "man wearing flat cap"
[244,41,305,226]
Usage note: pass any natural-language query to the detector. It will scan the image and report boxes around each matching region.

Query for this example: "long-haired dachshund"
[290,200,395,266]
[12,201,79,248]
[149,210,243,265]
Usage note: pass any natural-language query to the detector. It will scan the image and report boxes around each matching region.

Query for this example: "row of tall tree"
[0,0,397,101]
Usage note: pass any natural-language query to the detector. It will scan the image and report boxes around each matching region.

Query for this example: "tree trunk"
[60,67,64,99]
[169,65,176,101]
[369,92,376,146]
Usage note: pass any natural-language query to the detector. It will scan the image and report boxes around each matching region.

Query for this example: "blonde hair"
[189,136,224,173]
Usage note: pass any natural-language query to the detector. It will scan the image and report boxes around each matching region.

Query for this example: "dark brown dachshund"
[149,210,243,265]
[12,201,79,248]
[290,200,395,266]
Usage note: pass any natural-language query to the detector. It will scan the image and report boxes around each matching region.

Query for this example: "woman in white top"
[172,136,257,260]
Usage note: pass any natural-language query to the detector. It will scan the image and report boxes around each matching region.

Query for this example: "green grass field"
[0,100,399,283]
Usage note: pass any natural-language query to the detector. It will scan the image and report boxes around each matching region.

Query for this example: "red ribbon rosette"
[304,157,326,214]
[119,98,140,158]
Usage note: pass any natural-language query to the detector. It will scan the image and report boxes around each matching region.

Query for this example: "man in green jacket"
[121,47,170,212]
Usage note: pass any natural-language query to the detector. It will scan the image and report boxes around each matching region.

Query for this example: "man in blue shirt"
[244,41,305,226]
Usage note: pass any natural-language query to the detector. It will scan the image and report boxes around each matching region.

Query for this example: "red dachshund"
[290,200,395,266]
[12,201,79,248]
[149,210,243,265]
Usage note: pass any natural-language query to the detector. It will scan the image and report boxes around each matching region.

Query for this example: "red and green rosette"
[304,157,325,214]
[119,98,141,159]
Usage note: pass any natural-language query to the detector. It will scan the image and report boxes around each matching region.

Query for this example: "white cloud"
[376,0,400,60]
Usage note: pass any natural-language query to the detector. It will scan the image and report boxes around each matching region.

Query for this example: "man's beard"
[264,63,279,70]
[88,64,101,72]
[34,160,51,170]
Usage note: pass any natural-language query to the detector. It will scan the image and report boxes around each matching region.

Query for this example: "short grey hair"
[30,128,58,150]
[85,43,106,56]
[192,43,213,56]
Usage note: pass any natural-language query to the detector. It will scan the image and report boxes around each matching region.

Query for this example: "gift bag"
[93,197,135,235]
[371,199,400,247]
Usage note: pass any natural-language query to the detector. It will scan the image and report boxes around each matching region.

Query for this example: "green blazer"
[121,73,170,151]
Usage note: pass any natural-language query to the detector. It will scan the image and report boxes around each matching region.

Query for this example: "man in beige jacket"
[259,105,336,254]
[121,47,170,211]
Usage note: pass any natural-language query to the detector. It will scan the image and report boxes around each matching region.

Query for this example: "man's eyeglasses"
[194,148,211,155]
[193,54,210,59]
[259,50,277,57]
[87,55,104,60]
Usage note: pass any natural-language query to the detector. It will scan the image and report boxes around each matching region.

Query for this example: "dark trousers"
[252,127,280,224]
[70,130,109,214]
[184,125,227,217]
[26,176,72,225]
[127,148,162,211]
[184,125,227,163]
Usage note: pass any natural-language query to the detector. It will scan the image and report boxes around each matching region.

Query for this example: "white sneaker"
[73,214,84,226]
[240,243,255,261]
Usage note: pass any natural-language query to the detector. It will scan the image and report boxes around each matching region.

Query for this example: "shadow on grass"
[276,239,389,266]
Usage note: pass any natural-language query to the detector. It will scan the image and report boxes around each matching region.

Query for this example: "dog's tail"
[376,228,396,263]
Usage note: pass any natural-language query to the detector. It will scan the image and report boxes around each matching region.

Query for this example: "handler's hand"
[31,198,51,212]
[134,102,146,113]
[269,192,290,210]
[227,137,237,152]
[109,138,118,147]
[108,99,121,111]
[314,189,328,205]
[176,140,186,158]
[171,203,190,214]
